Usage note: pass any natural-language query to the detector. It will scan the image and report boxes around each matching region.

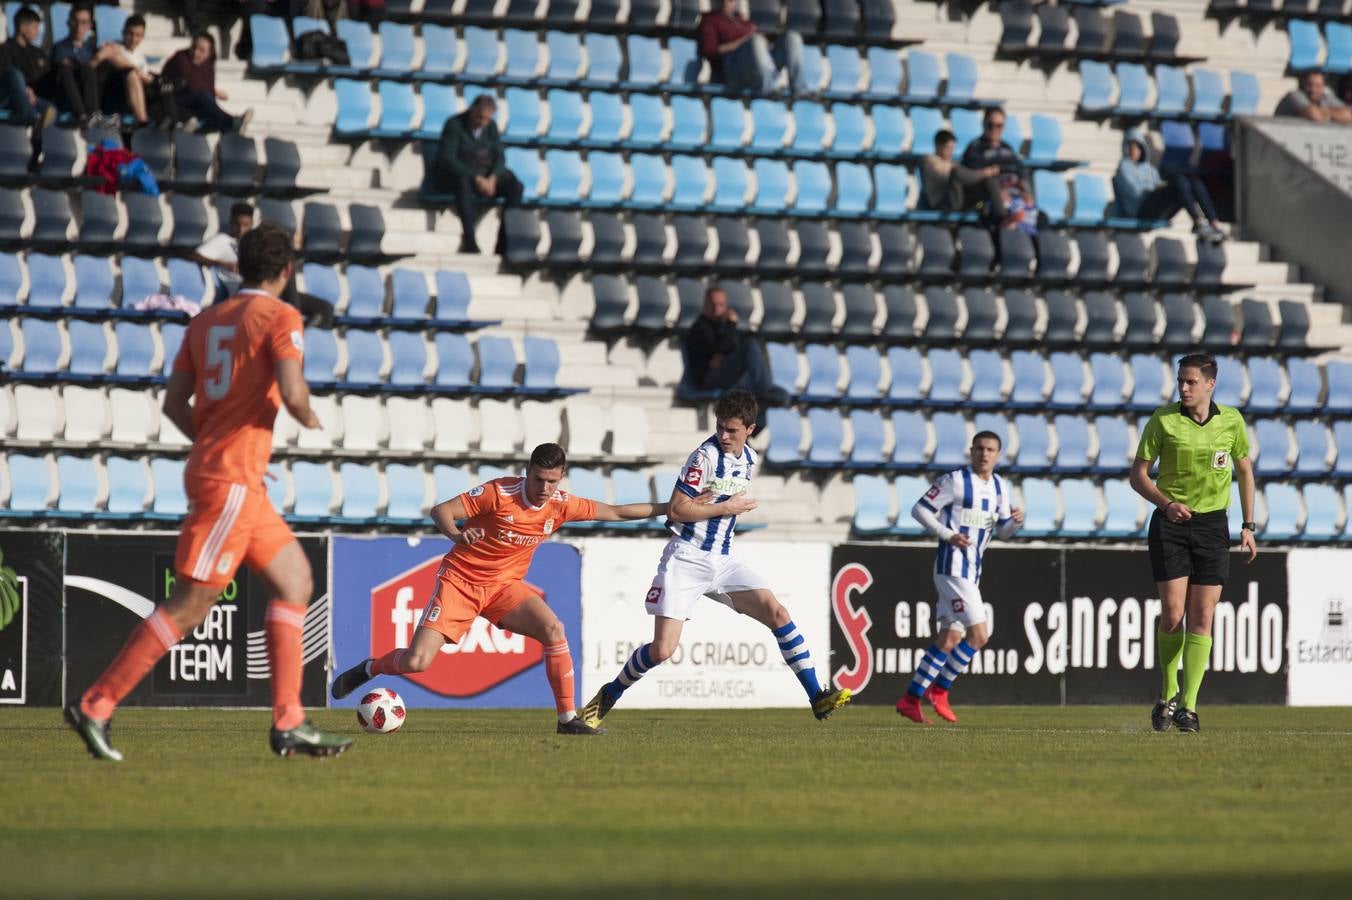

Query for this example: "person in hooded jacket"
[1112,127,1225,243]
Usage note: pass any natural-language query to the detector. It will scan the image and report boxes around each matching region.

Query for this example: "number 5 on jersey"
[204,325,237,400]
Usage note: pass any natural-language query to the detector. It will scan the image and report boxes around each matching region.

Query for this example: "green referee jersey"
[1136,401,1250,514]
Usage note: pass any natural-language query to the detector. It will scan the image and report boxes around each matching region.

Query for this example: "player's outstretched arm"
[276,358,320,429]
[430,497,485,545]
[161,371,197,441]
[588,501,670,522]
[666,486,756,523]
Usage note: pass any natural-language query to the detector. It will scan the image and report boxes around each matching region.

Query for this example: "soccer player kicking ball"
[897,432,1023,725]
[1131,353,1256,734]
[581,390,853,729]
[65,223,351,761]
[331,443,668,734]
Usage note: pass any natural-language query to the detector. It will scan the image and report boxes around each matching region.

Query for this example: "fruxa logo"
[369,556,542,696]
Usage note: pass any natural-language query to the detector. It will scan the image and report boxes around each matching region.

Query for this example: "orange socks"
[370,648,408,677]
[543,641,575,716]
[80,607,182,721]
[265,601,306,731]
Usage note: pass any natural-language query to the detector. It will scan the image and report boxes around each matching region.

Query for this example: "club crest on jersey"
[290,330,304,352]
[1212,451,1229,469]
[468,485,485,497]
[543,518,555,534]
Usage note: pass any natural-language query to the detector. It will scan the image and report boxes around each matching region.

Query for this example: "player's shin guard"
[1180,633,1212,710]
[265,600,307,731]
[906,645,949,699]
[369,648,410,677]
[772,620,823,701]
[81,607,183,720]
[933,639,975,692]
[603,644,657,703]
[543,641,576,721]
[1157,625,1186,701]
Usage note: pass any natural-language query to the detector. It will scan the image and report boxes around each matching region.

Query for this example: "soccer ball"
[356,688,405,734]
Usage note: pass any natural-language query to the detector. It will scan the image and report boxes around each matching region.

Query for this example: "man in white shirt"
[193,202,255,299]
[94,14,154,125]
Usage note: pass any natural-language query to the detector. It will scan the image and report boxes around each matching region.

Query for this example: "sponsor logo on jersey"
[925,484,942,500]
[705,476,749,496]
[370,555,542,696]
[958,509,996,529]
[684,465,703,486]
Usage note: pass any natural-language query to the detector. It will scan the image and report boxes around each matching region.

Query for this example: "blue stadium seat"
[1155,66,1189,117]
[105,322,151,381]
[1113,63,1151,117]
[433,332,475,391]
[1093,417,1132,474]
[628,154,667,207]
[26,253,66,309]
[1255,420,1293,476]
[968,349,1005,407]
[1069,172,1111,227]
[750,99,788,152]
[767,342,800,397]
[927,348,965,407]
[1287,358,1323,414]
[710,98,747,152]
[387,331,428,390]
[1129,354,1167,411]
[290,462,334,522]
[1229,70,1261,116]
[166,260,207,307]
[462,26,501,80]
[827,45,864,96]
[950,108,983,158]
[891,411,929,468]
[661,35,699,87]
[0,252,20,307]
[1302,484,1342,541]
[94,5,128,44]
[149,458,187,518]
[765,408,803,466]
[540,89,583,145]
[751,158,789,213]
[865,47,903,99]
[1262,483,1302,541]
[852,474,893,533]
[415,24,458,78]
[415,85,459,140]
[671,155,709,209]
[118,257,162,310]
[904,50,941,102]
[54,455,98,515]
[830,103,868,156]
[1333,422,1352,478]
[432,271,476,325]
[627,93,666,148]
[343,330,384,387]
[523,335,573,395]
[544,31,582,83]
[871,105,908,156]
[1102,479,1146,538]
[503,29,541,83]
[908,106,943,157]
[807,408,846,466]
[301,263,340,311]
[845,345,883,403]
[891,475,931,536]
[429,465,470,505]
[370,21,416,78]
[943,52,981,104]
[1288,19,1323,73]
[338,463,381,522]
[505,147,541,200]
[1049,352,1087,408]
[303,329,338,387]
[1213,354,1245,408]
[1087,353,1127,410]
[623,35,663,89]
[791,101,827,154]
[17,319,62,378]
[104,456,148,516]
[1019,479,1060,537]
[381,463,426,522]
[1026,114,1063,167]
[666,95,706,150]
[4,454,50,514]
[1246,356,1284,414]
[582,34,622,86]
[712,156,751,211]
[930,412,968,471]
[792,162,831,215]
[477,336,517,392]
[1059,479,1099,537]
[503,87,541,142]
[72,255,114,313]
[1033,170,1069,225]
[835,162,872,216]
[343,265,386,321]
[887,347,924,406]
[333,79,373,137]
[159,323,185,376]
[545,150,585,204]
[1078,60,1114,114]
[1003,113,1025,156]
[872,164,910,218]
[1293,420,1331,477]
[1012,414,1051,472]
[372,81,416,139]
[1326,360,1352,415]
[799,43,826,94]
[803,345,842,401]
[333,19,374,72]
[849,410,887,467]
[1053,415,1092,472]
[587,151,625,205]
[1191,69,1226,119]
[1009,351,1048,408]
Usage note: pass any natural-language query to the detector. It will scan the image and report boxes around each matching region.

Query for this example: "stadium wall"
[2,530,1348,709]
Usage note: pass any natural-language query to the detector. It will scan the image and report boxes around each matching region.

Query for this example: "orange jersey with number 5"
[172,291,304,487]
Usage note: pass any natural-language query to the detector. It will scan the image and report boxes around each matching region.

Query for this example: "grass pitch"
[3,705,1351,899]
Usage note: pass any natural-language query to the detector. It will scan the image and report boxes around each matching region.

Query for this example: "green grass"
[3,706,1352,899]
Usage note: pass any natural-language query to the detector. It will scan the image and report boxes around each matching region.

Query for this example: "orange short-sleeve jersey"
[442,477,598,583]
[173,291,304,487]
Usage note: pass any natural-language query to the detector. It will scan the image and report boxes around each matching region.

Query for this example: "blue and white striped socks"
[906,645,949,699]
[602,643,656,702]
[773,620,823,700]
[933,640,975,691]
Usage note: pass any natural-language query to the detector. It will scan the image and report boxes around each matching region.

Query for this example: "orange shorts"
[174,478,295,588]
[416,566,539,644]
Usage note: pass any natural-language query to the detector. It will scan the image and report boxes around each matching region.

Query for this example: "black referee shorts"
[1147,509,1230,586]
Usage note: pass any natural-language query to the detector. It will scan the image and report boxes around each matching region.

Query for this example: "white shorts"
[933,573,988,633]
[644,539,771,620]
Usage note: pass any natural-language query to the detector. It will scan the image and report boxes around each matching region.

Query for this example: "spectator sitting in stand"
[1274,71,1352,124]
[93,14,156,127]
[192,201,257,298]
[1112,127,1225,243]
[960,108,1033,230]
[684,286,789,407]
[697,0,807,95]
[432,94,524,255]
[920,129,999,213]
[0,7,56,127]
[51,3,109,126]
[161,32,254,134]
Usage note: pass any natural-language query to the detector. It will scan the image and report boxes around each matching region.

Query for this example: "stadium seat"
[1262,483,1303,541]
[1009,351,1048,408]
[1293,420,1332,476]
[852,474,893,534]
[149,458,188,518]
[1255,420,1293,476]
[844,345,883,403]
[1053,416,1093,473]
[930,412,968,471]
[1302,484,1343,541]
[1012,414,1051,472]
[1019,479,1060,537]
[342,330,385,388]
[5,454,51,514]
[926,348,965,407]
[891,411,929,468]
[1078,61,1114,115]
[1087,353,1127,410]
[831,103,869,156]
[388,331,429,391]
[806,408,846,467]
[15,385,59,442]
[1102,479,1147,538]
[848,410,887,467]
[1048,352,1087,409]
[886,347,924,405]
[1288,19,1323,72]
[765,408,804,466]
[1229,70,1261,116]
[104,456,149,516]
[1093,417,1132,473]
[968,350,1005,407]
[1059,479,1100,537]
[290,462,335,522]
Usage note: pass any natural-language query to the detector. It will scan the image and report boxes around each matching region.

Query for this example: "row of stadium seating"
[0,452,676,530]
[1077,61,1258,121]
[2,386,652,460]
[853,474,1352,542]
[765,407,1352,478]
[1000,3,1205,67]
[346,84,1074,171]
[754,345,1350,414]
[1286,18,1352,73]
[254,18,992,108]
[1209,0,1351,26]
[1,319,580,396]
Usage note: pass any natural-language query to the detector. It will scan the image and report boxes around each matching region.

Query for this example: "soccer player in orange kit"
[330,443,672,734]
[65,222,352,761]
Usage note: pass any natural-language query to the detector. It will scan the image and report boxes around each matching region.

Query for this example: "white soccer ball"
[356,688,405,734]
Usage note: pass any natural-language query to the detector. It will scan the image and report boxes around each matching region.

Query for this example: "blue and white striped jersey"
[917,467,1015,583]
[666,436,756,555]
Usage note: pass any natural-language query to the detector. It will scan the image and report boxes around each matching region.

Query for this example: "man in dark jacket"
[50,3,103,123]
[684,286,787,405]
[434,94,524,254]
[959,108,1030,226]
[0,7,55,126]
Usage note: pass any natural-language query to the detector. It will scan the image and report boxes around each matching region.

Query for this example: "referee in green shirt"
[1130,353,1257,733]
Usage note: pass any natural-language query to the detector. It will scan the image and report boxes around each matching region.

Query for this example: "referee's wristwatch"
[1241,521,1257,532]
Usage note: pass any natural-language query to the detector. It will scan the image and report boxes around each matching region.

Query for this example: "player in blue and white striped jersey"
[581,390,852,728]
[897,431,1024,725]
